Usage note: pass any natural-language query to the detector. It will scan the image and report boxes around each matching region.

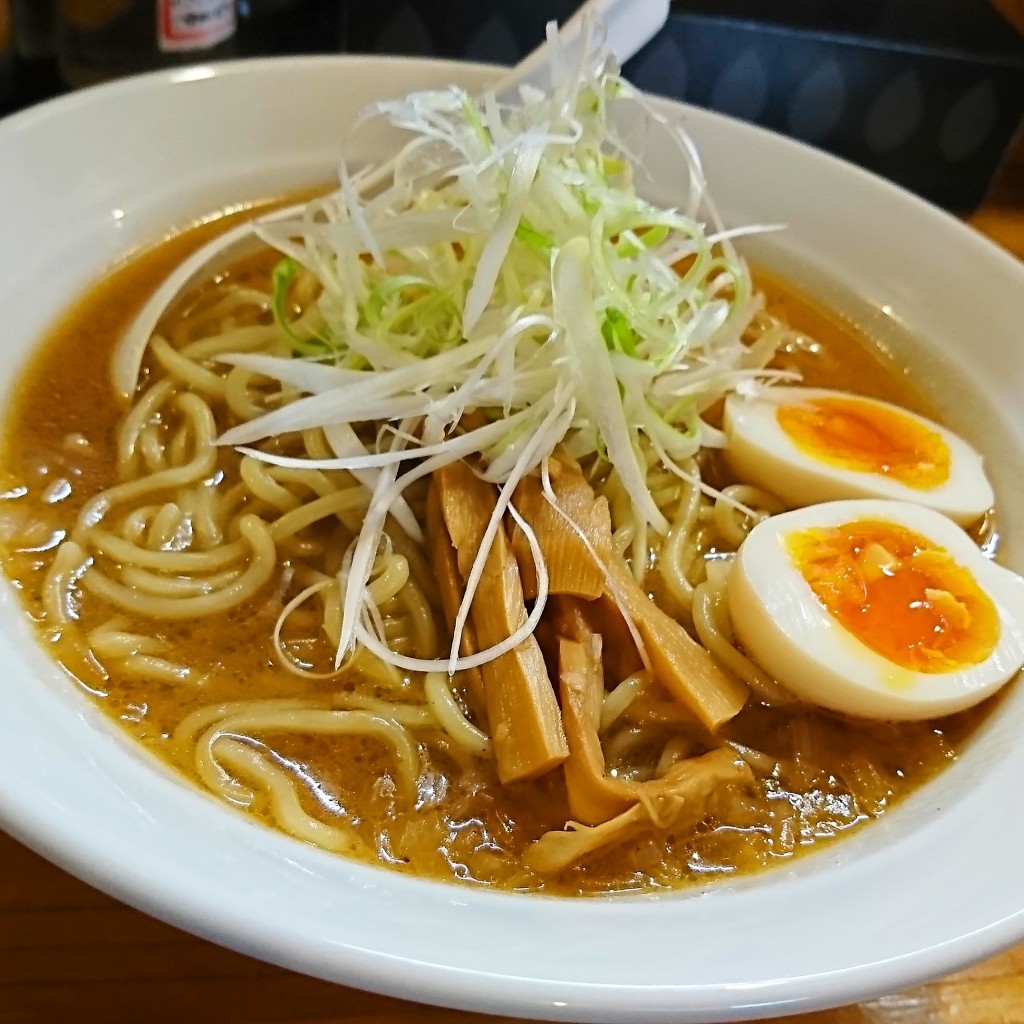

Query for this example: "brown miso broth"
[0,204,1000,896]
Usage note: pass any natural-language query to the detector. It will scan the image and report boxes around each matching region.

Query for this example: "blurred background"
[1,0,1023,211]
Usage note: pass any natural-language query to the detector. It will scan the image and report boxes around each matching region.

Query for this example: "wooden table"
[4,134,1024,1024]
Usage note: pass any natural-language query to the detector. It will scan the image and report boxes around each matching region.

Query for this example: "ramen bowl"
[1,56,1023,1023]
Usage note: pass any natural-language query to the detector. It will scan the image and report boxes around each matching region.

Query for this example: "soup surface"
[0,205,1000,896]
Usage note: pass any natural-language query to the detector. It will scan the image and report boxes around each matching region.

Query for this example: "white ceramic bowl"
[1,56,1023,1023]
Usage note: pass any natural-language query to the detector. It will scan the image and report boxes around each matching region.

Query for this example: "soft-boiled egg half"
[728,499,1024,720]
[723,387,994,525]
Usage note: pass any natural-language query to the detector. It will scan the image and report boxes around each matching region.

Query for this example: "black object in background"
[236,0,344,56]
[345,0,575,65]
[641,1,1024,211]
[6,0,61,114]
[11,0,55,61]
[2,0,1023,212]
[675,0,1021,52]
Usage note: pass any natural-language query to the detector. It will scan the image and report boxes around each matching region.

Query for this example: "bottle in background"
[57,0,237,88]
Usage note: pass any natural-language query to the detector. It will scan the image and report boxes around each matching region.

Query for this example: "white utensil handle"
[499,0,670,96]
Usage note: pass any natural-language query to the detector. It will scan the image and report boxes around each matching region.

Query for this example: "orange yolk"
[776,397,950,489]
[786,519,999,673]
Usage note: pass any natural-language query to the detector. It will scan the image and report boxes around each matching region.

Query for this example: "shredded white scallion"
[194,27,788,674]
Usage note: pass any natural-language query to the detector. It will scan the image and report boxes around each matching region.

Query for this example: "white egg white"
[723,387,995,526]
[728,499,1024,720]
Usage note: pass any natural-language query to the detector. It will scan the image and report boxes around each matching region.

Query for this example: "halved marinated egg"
[723,387,994,525]
[728,499,1024,720]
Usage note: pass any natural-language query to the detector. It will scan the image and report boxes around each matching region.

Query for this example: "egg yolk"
[786,520,999,673]
[776,397,950,489]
